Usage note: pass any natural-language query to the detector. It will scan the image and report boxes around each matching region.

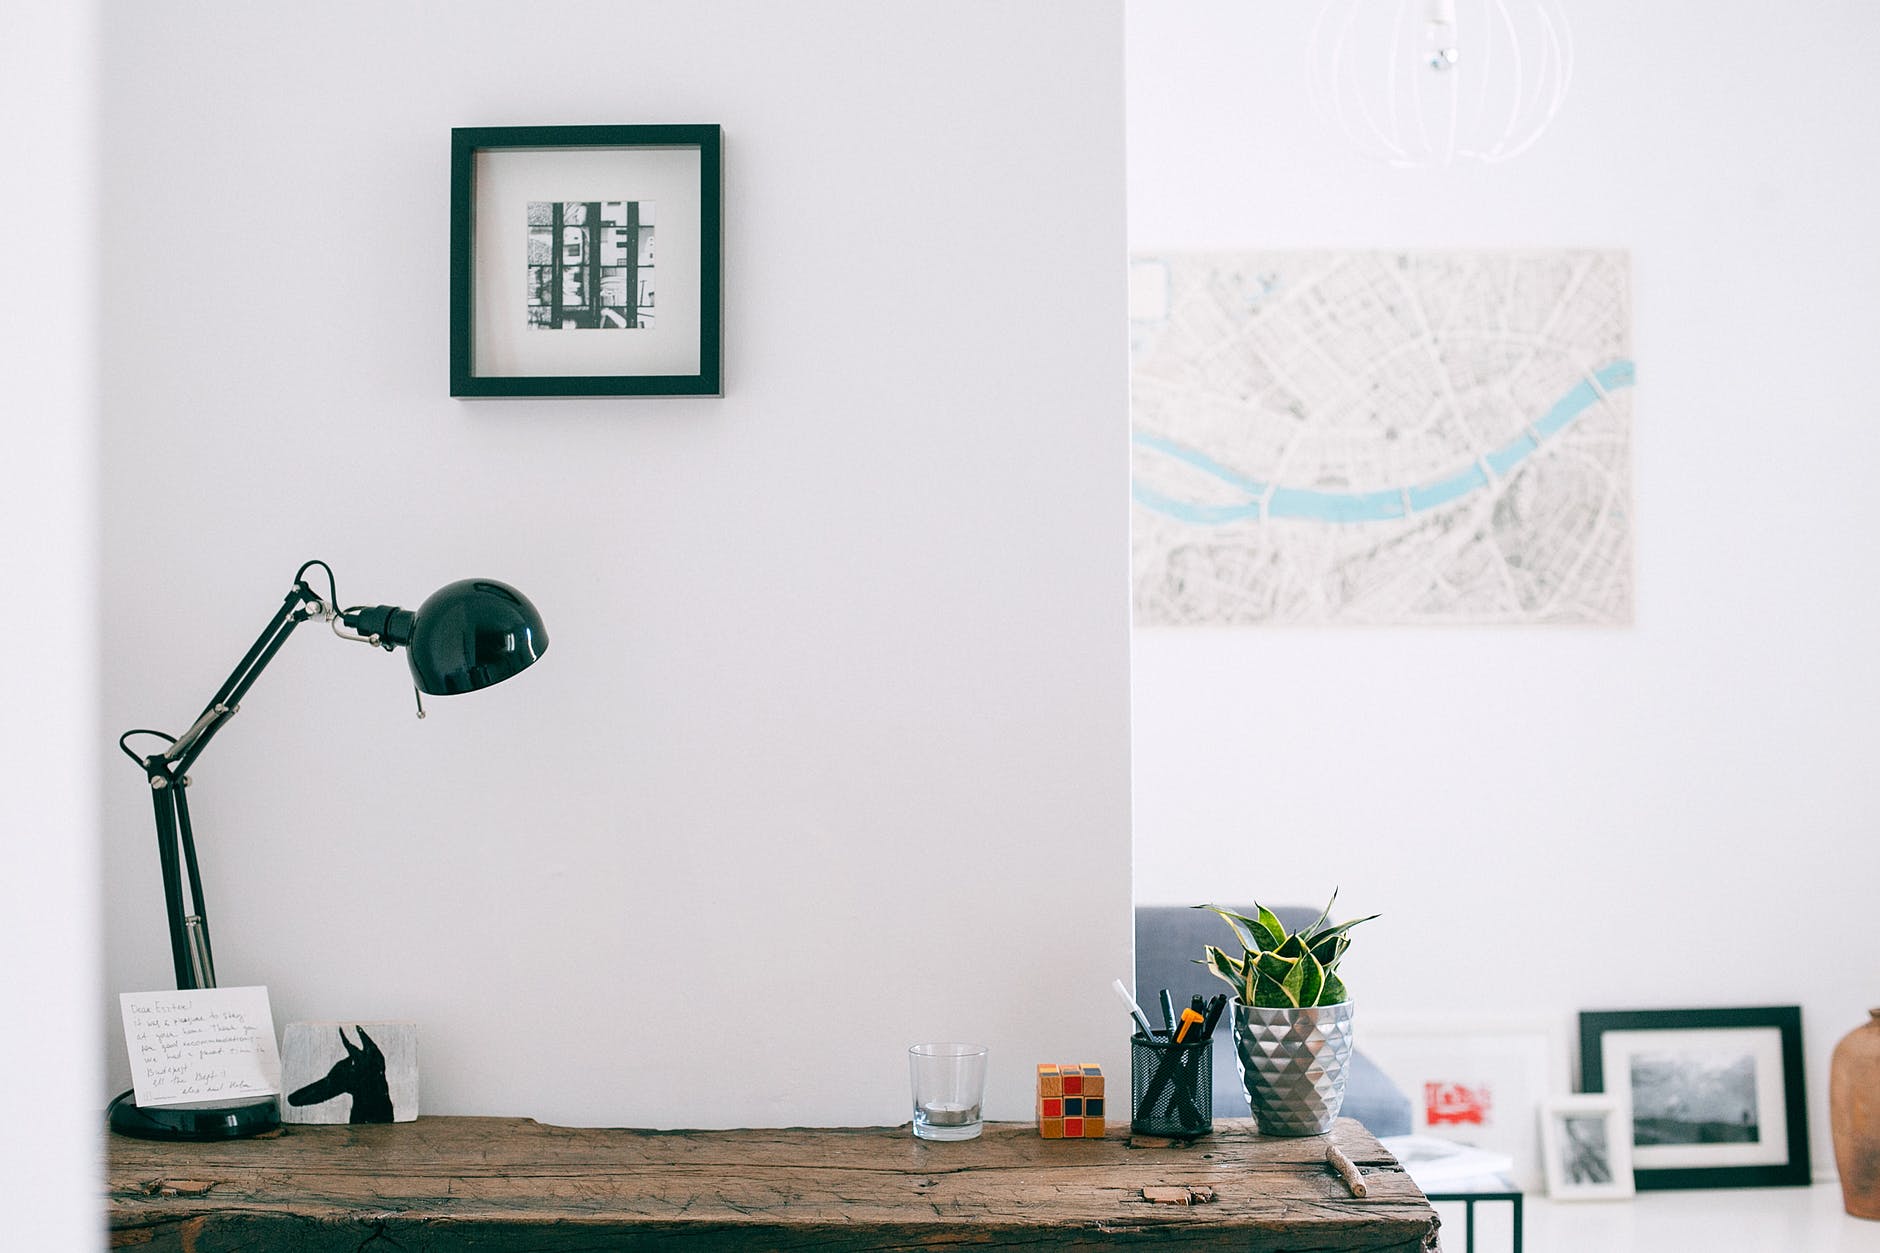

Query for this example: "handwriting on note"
[121,986,282,1108]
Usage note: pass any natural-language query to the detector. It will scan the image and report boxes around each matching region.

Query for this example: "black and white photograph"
[451,124,720,396]
[1563,1113,1613,1181]
[1630,1044,1760,1148]
[1540,1095,1634,1200]
[280,1021,420,1125]
[1580,1007,1811,1190]
[527,201,655,330]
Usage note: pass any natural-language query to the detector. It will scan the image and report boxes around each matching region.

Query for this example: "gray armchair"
[1134,904,1412,1136]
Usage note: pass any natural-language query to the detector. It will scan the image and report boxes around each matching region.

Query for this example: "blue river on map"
[1132,359,1636,525]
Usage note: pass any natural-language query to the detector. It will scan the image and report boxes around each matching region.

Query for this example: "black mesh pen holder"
[1130,1030,1213,1137]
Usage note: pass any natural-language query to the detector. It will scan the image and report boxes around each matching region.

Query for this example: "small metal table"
[1424,1176,1523,1253]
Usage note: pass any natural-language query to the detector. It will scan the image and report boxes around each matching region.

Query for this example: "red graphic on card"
[1424,1081,1491,1126]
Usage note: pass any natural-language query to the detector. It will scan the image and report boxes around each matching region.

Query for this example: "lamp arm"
[123,561,341,990]
[158,579,329,778]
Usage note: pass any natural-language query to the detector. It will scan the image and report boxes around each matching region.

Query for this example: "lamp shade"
[406,578,548,696]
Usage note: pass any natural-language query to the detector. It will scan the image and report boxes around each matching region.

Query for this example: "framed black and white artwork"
[1539,1094,1634,1200]
[1579,1006,1810,1190]
[450,125,722,397]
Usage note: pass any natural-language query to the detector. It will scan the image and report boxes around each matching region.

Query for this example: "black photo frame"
[450,124,722,397]
[1579,1006,1809,1190]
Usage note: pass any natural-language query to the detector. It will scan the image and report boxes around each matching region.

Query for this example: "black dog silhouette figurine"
[288,1026,394,1123]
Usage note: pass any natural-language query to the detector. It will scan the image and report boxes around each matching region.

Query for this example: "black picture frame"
[450,124,722,398]
[1579,1006,1810,1191]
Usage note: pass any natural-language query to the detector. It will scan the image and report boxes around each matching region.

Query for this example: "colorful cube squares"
[1037,1062,1106,1138]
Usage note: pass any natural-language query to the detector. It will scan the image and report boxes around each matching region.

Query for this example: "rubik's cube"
[1037,1062,1105,1138]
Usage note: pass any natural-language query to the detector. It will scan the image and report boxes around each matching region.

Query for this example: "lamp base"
[107,1089,282,1140]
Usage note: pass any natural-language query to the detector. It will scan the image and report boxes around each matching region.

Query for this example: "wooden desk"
[108,1115,1439,1251]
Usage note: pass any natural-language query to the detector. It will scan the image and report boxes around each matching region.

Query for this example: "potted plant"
[1197,892,1377,1136]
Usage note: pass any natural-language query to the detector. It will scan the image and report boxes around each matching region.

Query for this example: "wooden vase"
[1832,1008,1880,1220]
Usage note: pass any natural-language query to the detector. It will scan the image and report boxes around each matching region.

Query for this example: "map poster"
[1129,250,1634,626]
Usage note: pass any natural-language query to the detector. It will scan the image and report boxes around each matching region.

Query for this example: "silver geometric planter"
[1231,1000,1356,1136]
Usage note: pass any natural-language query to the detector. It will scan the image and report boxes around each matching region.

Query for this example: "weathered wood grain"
[108,1116,1440,1251]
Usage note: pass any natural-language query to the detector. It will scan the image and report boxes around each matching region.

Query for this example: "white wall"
[1128,1,1880,1176]
[1,3,103,1245]
[98,0,1131,1128]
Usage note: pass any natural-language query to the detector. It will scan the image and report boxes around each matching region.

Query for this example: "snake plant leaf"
[1305,914,1380,958]
[1250,904,1289,950]
[1276,931,1307,959]
[1252,969,1296,1008]
[1201,904,1285,952]
[1307,931,1351,969]
[1253,939,1330,1005]
[1253,949,1295,983]
[1197,905,1259,953]
[1296,948,1326,1007]
[1253,950,1307,1006]
[1321,971,1349,1005]
[1201,945,1243,987]
[1304,888,1340,940]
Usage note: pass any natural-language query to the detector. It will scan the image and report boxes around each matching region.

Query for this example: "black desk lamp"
[107,560,547,1140]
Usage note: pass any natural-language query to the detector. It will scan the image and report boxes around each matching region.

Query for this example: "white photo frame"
[1540,1095,1635,1200]
[1361,1018,1566,1191]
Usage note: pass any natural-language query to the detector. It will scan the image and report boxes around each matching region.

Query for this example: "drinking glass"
[908,1042,988,1141]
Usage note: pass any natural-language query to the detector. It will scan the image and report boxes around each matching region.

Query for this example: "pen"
[1158,989,1176,1035]
[1174,1007,1204,1043]
[1111,978,1157,1040]
[1199,993,1227,1040]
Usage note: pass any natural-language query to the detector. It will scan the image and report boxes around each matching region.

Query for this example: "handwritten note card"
[121,986,282,1108]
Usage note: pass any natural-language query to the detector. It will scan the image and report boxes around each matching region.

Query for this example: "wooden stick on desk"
[1327,1143,1369,1197]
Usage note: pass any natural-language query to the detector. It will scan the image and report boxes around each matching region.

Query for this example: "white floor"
[1433,1184,1880,1253]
